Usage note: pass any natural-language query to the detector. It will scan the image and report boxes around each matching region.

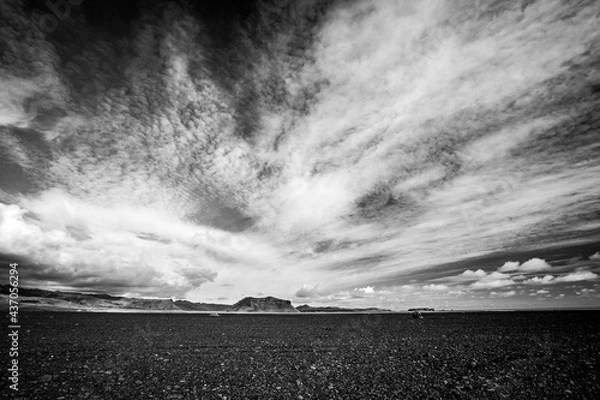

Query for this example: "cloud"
[0,197,278,297]
[498,261,520,272]
[423,284,449,291]
[524,275,556,285]
[356,286,375,294]
[470,272,515,289]
[498,258,552,273]
[524,270,598,285]
[295,284,320,299]
[576,288,597,297]
[519,258,552,272]
[490,290,516,297]
[456,268,517,289]
[462,269,487,278]
[555,270,598,283]
[590,252,600,261]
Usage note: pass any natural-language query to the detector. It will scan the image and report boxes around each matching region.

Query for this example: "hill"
[227,296,299,312]
[1,285,390,313]
[296,304,391,313]
[0,285,228,312]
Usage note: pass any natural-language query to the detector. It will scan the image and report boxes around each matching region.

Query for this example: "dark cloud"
[0,126,53,195]
[187,200,254,232]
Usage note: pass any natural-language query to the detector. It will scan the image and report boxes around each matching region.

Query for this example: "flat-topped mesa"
[227,296,299,313]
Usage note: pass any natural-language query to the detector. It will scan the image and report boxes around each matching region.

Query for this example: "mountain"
[227,296,299,313]
[0,285,391,313]
[296,304,391,313]
[0,285,229,312]
[173,300,230,312]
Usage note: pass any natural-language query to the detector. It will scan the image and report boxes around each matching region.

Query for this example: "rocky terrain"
[6,311,599,399]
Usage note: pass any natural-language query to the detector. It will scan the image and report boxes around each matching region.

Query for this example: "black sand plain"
[4,311,600,399]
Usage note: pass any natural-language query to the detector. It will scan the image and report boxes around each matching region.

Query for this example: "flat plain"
[4,311,600,399]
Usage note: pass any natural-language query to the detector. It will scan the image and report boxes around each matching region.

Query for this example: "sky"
[1,0,599,310]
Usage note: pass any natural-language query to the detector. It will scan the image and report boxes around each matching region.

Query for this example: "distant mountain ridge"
[295,304,391,313]
[0,285,391,313]
[0,285,231,312]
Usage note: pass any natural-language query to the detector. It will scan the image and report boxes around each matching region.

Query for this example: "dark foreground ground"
[2,311,600,399]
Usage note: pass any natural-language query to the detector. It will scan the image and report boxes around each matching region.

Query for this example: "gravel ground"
[3,311,599,399]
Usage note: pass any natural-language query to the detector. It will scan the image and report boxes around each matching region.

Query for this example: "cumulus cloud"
[356,286,375,294]
[453,256,584,292]
[457,268,517,289]
[295,284,320,299]
[0,197,280,297]
[555,270,598,283]
[576,288,597,297]
[524,270,598,285]
[524,275,556,285]
[490,290,516,297]
[470,272,515,289]
[519,258,552,272]
[459,269,487,279]
[423,284,449,291]
[590,252,600,261]
[499,258,552,273]
[498,261,520,272]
